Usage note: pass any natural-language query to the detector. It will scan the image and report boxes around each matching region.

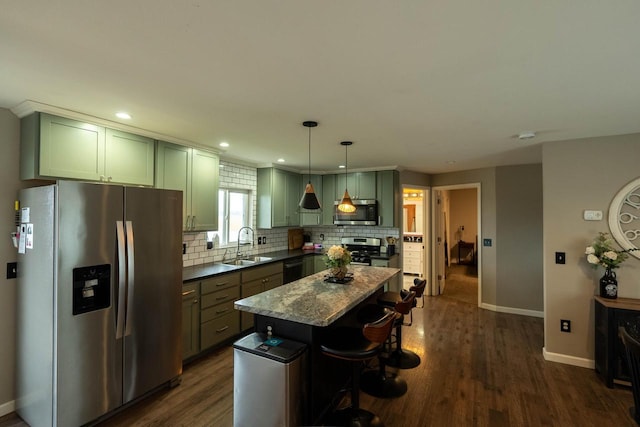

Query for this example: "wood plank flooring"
[2,276,636,427]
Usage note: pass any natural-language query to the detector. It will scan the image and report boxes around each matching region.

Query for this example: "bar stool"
[320,310,396,427]
[378,278,426,310]
[357,291,416,398]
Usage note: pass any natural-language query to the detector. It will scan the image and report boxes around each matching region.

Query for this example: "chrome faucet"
[236,226,254,259]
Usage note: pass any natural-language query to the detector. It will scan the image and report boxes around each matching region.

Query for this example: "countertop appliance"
[16,181,183,427]
[341,237,383,265]
[333,199,378,226]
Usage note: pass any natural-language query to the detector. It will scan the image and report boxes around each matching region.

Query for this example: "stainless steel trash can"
[233,332,307,427]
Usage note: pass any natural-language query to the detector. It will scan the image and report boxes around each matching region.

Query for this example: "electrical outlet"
[6,262,17,279]
[206,241,213,250]
[258,237,262,245]
[561,319,571,333]
[182,243,186,254]
[262,236,266,244]
[555,252,566,264]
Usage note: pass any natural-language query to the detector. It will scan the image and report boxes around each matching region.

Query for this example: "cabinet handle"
[108,176,113,182]
[182,289,196,296]
[185,215,191,229]
[100,175,106,182]
[193,299,198,304]
[216,309,229,314]
[191,216,196,229]
[216,326,229,333]
[216,294,229,300]
[216,282,229,287]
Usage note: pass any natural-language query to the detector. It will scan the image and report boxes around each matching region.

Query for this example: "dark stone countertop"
[183,249,324,283]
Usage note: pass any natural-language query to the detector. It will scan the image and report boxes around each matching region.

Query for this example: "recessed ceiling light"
[220,142,229,148]
[446,160,456,165]
[115,112,131,120]
[518,131,536,140]
[277,158,285,163]
[338,165,346,169]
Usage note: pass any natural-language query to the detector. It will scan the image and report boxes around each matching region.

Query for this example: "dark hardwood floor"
[2,282,636,427]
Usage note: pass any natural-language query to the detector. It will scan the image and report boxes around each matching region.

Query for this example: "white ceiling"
[2,1,640,174]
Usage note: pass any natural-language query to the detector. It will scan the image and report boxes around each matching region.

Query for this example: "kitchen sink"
[220,256,273,267]
[222,259,256,266]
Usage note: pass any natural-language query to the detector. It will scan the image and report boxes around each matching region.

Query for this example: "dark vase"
[600,268,618,299]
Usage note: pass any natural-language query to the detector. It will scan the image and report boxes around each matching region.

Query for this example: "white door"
[432,190,447,295]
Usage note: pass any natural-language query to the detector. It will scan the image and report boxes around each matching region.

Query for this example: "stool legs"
[327,361,385,427]
[360,355,407,398]
[384,323,421,369]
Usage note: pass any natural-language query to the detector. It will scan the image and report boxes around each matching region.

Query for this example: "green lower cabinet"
[199,273,241,351]
[181,283,200,360]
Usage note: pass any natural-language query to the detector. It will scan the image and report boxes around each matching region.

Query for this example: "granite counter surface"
[234,265,401,327]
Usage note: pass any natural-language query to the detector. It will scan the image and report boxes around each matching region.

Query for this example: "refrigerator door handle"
[116,221,126,339]
[124,220,135,337]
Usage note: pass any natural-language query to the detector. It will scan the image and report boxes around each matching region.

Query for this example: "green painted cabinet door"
[257,168,301,228]
[300,174,323,226]
[105,129,155,186]
[39,113,105,181]
[156,141,192,229]
[356,172,377,199]
[156,142,218,231]
[377,170,400,227]
[272,168,289,227]
[322,174,336,225]
[335,172,376,200]
[191,149,219,231]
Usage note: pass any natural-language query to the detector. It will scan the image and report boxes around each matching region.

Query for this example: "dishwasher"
[283,256,304,284]
[233,332,307,427]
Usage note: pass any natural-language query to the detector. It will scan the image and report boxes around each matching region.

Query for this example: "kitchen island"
[234,265,401,424]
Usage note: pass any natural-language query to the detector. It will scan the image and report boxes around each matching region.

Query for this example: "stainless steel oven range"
[341,237,383,265]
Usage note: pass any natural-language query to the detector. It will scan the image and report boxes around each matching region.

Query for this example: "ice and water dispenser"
[72,264,111,315]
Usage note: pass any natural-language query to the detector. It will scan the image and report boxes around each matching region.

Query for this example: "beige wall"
[0,109,24,414]
[543,134,640,362]
[496,164,543,312]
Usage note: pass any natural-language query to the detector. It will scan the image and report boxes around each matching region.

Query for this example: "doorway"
[401,186,429,291]
[431,184,481,305]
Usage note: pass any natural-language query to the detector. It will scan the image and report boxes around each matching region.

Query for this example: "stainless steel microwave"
[333,199,378,226]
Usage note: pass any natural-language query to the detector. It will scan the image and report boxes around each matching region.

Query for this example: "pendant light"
[299,121,322,210]
[338,141,356,213]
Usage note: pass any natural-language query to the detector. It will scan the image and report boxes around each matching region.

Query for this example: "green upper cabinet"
[20,112,154,186]
[322,174,336,225]
[376,170,400,227]
[104,129,154,186]
[299,174,323,226]
[257,168,301,228]
[156,141,219,231]
[335,171,376,200]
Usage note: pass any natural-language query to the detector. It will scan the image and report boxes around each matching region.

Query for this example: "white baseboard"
[543,347,595,369]
[0,399,15,418]
[480,303,544,318]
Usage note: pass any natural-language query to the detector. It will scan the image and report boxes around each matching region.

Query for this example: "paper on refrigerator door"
[18,224,26,254]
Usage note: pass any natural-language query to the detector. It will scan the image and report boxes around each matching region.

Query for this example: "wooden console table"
[594,296,640,387]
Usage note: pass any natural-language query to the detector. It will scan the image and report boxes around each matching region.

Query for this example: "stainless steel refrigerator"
[16,181,183,427]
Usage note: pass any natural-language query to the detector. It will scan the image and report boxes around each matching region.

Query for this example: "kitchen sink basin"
[220,256,273,267]
[222,259,256,266]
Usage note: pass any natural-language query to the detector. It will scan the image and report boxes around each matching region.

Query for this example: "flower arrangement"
[585,232,635,270]
[324,245,352,268]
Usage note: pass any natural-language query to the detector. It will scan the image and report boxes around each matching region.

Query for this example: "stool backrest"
[411,279,427,297]
[363,311,395,345]
[395,291,416,315]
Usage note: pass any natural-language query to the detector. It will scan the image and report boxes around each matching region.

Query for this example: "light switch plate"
[583,210,603,221]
